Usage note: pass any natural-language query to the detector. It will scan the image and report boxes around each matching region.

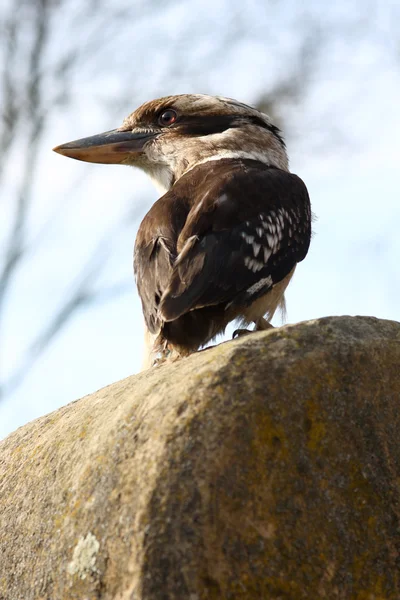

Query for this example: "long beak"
[53,129,159,164]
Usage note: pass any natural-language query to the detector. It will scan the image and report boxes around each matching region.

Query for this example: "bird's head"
[54,94,288,194]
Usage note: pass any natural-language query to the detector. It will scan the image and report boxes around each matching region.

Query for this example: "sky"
[0,0,399,439]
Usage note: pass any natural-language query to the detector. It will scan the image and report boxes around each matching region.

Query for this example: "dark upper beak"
[53,129,159,164]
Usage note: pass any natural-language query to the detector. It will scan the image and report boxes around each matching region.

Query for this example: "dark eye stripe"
[173,115,235,136]
[248,116,286,148]
[173,114,285,147]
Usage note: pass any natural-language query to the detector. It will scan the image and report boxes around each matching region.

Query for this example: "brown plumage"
[54,94,312,367]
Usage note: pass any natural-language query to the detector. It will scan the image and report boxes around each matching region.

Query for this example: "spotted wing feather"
[159,164,311,321]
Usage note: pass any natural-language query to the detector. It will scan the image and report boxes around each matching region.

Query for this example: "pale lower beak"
[53,129,159,164]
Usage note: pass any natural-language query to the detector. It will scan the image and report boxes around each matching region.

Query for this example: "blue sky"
[1,0,399,438]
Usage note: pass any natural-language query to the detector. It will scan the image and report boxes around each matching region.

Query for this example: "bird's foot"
[255,318,274,331]
[233,319,274,339]
[151,345,183,367]
[151,355,167,367]
[232,328,252,339]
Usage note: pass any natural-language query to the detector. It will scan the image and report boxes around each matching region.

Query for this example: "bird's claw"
[232,328,252,339]
[151,346,172,367]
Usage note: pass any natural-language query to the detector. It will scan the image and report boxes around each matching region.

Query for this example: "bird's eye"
[158,109,177,127]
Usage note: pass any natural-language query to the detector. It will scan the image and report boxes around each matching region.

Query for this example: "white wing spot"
[246,276,273,295]
[263,247,271,262]
[281,208,292,225]
[266,233,278,250]
[243,207,299,268]
[244,256,264,272]
[240,232,255,244]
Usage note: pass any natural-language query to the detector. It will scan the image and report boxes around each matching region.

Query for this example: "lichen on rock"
[67,532,100,580]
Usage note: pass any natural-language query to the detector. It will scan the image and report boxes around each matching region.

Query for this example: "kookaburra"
[54,94,311,367]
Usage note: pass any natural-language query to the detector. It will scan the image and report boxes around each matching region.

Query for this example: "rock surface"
[1,316,400,600]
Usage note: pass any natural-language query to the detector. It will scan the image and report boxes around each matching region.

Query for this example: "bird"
[53,94,312,368]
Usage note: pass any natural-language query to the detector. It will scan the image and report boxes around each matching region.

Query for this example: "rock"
[1,316,400,600]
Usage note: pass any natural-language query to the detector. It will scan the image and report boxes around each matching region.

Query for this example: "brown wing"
[159,162,311,322]
[134,192,189,334]
[134,159,311,332]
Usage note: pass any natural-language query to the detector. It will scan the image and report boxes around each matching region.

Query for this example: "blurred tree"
[0,0,393,402]
[0,0,155,396]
